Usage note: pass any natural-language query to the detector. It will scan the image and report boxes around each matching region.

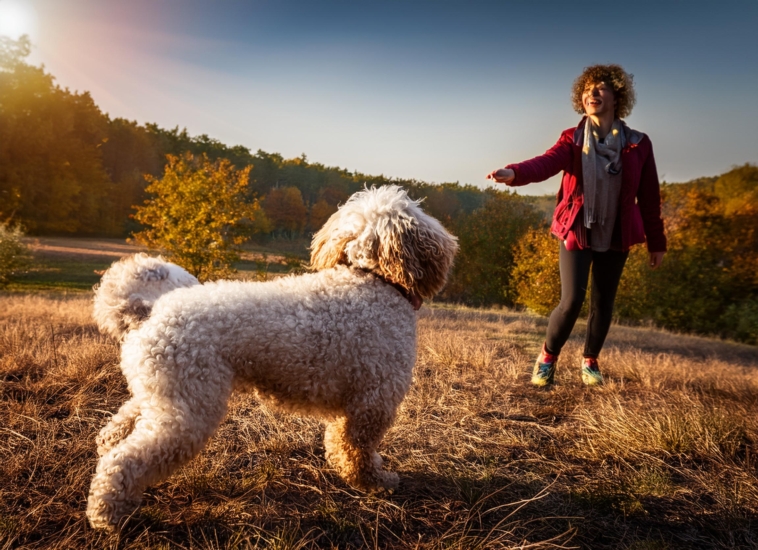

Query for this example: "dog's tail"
[93,253,199,340]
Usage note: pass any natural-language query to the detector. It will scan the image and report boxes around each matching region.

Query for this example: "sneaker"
[531,345,557,387]
[581,357,604,386]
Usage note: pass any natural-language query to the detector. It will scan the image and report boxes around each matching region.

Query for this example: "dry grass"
[1,294,757,549]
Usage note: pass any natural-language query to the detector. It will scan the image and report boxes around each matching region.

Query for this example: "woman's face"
[582,81,616,118]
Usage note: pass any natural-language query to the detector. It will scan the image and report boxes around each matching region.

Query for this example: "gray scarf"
[581,118,625,251]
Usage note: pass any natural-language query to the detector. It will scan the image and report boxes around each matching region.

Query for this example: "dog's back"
[132,265,417,416]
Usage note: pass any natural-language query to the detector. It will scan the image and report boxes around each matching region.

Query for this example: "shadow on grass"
[40,466,751,550]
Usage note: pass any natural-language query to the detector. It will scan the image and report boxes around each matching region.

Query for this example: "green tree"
[132,153,263,281]
[0,35,111,234]
[422,185,463,225]
[442,189,542,306]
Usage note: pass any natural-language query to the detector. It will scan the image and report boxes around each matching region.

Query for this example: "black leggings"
[545,241,628,358]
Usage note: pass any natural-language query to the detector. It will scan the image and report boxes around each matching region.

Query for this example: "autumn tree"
[309,199,336,231]
[511,226,561,315]
[132,153,264,281]
[262,186,308,238]
[318,185,350,207]
[714,163,758,215]
[615,178,758,343]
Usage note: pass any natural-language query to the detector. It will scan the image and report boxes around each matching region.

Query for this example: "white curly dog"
[86,185,458,530]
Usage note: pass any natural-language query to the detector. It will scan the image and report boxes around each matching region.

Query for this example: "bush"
[511,227,561,315]
[720,299,758,346]
[0,223,31,287]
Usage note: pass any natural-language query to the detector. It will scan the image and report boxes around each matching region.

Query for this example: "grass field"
[9,237,310,292]
[1,240,757,548]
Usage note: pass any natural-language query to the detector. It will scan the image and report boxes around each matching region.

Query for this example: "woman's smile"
[582,82,615,116]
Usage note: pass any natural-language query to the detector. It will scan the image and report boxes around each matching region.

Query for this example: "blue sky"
[3,0,757,194]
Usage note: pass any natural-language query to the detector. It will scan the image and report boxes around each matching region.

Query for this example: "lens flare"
[0,0,37,39]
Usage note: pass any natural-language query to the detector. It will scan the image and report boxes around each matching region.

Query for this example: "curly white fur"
[93,254,199,340]
[86,186,458,530]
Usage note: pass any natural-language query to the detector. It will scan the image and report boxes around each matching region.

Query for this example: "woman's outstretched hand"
[486,168,515,185]
[649,251,665,269]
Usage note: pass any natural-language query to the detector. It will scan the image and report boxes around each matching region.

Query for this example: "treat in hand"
[486,168,515,185]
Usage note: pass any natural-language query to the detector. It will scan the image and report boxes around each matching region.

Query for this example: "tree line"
[0,36,487,239]
[1,35,756,344]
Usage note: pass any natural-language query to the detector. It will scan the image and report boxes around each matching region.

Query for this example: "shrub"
[511,226,561,315]
[0,223,31,287]
[720,299,758,346]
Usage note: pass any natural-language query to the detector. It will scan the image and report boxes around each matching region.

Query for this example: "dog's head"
[309,185,458,299]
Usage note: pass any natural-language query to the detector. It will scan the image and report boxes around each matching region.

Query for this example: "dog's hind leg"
[96,398,140,457]
[86,376,233,530]
[324,400,399,492]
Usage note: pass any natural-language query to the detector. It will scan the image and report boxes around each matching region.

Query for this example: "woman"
[487,64,666,386]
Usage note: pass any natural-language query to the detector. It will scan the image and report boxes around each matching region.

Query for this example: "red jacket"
[505,119,667,253]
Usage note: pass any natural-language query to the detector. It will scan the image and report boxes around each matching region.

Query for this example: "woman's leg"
[584,249,629,358]
[545,242,593,355]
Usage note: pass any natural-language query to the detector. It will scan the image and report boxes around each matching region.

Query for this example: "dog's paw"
[86,493,140,531]
[348,468,399,494]
[374,470,399,492]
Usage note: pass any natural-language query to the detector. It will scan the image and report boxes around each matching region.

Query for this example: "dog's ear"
[411,216,459,299]
[310,212,351,270]
[376,220,420,295]
[377,214,458,299]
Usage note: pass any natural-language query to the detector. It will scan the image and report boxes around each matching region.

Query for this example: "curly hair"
[571,64,636,119]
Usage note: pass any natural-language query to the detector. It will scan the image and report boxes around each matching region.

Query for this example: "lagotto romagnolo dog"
[86,185,458,530]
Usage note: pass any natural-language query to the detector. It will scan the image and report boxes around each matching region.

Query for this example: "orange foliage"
[263,186,308,237]
[309,199,337,232]
[511,227,561,316]
[132,153,263,281]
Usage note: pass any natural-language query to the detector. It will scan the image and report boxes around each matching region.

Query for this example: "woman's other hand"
[486,168,515,185]
[649,251,665,269]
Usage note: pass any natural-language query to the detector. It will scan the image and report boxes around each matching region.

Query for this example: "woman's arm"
[487,132,573,187]
[636,138,667,263]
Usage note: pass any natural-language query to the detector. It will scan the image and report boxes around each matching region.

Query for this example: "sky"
[1,0,757,195]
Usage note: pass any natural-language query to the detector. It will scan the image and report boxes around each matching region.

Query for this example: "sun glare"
[0,0,36,39]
